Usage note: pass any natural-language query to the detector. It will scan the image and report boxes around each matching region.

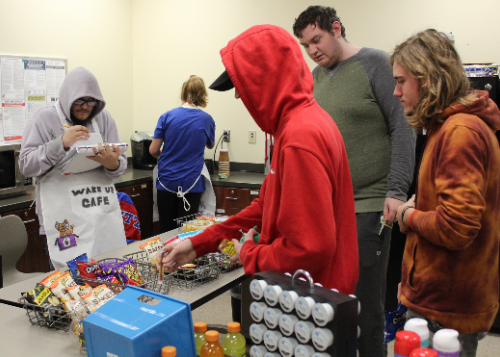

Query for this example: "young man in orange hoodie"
[157,25,359,294]
[394,29,500,356]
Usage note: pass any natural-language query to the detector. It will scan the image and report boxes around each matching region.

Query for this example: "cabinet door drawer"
[6,207,39,233]
[214,187,259,211]
[118,182,152,206]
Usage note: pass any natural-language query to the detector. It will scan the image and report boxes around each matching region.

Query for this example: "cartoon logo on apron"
[54,219,79,250]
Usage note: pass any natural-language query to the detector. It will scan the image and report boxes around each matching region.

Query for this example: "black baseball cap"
[209,70,234,91]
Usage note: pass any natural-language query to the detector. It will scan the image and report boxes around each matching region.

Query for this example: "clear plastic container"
[222,322,246,357]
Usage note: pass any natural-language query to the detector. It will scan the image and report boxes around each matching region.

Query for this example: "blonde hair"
[181,76,208,108]
[390,29,475,132]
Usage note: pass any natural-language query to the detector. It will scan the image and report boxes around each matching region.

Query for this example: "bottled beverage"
[162,346,176,357]
[410,348,438,357]
[405,318,430,348]
[433,329,460,357]
[194,322,208,356]
[394,331,421,357]
[222,322,246,357]
[201,330,224,357]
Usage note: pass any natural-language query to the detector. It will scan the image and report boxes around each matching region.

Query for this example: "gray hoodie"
[19,66,127,233]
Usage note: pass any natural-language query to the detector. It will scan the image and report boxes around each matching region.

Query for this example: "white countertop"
[0,229,247,356]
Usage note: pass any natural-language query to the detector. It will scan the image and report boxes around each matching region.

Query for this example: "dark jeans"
[157,189,203,233]
[355,212,392,357]
[406,310,486,357]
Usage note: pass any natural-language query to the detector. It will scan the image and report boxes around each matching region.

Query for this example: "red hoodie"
[190,25,358,293]
[401,91,500,333]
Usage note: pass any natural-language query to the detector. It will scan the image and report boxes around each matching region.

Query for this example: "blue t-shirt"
[154,107,215,193]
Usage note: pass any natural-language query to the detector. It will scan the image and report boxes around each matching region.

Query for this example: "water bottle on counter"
[405,318,430,348]
[433,329,460,357]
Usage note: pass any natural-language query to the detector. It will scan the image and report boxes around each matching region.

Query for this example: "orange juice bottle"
[162,346,176,357]
[200,330,224,357]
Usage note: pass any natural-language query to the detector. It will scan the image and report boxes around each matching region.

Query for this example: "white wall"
[2,0,500,165]
[132,0,500,164]
[0,0,133,152]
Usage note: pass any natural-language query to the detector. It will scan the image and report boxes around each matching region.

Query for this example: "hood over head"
[219,25,314,135]
[442,90,500,131]
[58,67,106,122]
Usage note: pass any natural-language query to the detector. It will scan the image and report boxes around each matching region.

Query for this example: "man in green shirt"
[293,6,415,357]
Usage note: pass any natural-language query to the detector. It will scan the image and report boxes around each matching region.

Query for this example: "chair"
[0,215,41,288]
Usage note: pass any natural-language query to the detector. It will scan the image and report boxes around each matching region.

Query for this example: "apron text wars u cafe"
[40,103,126,270]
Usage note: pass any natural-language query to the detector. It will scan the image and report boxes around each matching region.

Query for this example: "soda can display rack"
[248,269,359,357]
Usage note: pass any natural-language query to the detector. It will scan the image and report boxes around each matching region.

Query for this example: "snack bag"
[219,239,236,256]
[39,270,63,288]
[97,275,122,285]
[66,253,89,276]
[66,285,85,302]
[81,284,116,308]
[49,279,73,305]
[121,258,146,286]
[139,237,163,266]
[56,270,78,288]
[384,302,408,343]
[77,259,102,280]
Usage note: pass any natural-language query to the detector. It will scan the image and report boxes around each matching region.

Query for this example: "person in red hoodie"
[157,25,359,294]
[393,29,500,356]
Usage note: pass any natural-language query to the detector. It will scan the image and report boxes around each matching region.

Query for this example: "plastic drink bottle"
[410,348,438,357]
[194,322,208,356]
[394,330,421,357]
[433,329,460,357]
[201,330,225,357]
[222,322,246,357]
[162,346,176,357]
[405,318,430,347]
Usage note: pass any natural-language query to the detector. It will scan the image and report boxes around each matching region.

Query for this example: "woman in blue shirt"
[150,76,215,233]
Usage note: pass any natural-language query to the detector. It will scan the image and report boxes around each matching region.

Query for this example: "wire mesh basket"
[121,252,170,295]
[19,296,72,331]
[206,252,243,273]
[166,255,221,290]
[124,250,220,291]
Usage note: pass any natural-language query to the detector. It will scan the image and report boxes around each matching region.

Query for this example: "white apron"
[40,106,126,270]
[155,163,216,216]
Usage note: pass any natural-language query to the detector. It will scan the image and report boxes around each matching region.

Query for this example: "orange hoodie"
[401,91,500,333]
[189,25,359,293]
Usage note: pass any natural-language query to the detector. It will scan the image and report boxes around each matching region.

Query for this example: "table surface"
[0,229,247,356]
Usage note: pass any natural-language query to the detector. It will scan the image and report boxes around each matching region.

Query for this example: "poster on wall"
[0,61,3,143]
[25,59,47,123]
[1,58,25,141]
[46,60,65,106]
[0,55,66,142]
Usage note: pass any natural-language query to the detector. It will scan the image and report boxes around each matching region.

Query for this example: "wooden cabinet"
[117,181,154,239]
[213,186,260,216]
[6,207,51,273]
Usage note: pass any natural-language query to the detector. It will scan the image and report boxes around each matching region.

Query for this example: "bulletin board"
[0,54,67,142]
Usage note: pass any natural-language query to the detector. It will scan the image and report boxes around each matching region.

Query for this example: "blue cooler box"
[83,286,196,357]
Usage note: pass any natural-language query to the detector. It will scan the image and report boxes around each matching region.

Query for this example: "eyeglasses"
[73,98,98,107]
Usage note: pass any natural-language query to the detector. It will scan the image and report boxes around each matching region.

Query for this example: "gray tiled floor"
[193,293,500,356]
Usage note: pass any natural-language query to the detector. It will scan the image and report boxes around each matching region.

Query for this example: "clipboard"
[62,143,128,174]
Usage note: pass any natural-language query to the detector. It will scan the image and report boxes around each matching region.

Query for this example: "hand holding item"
[87,142,121,170]
[396,195,416,234]
[157,239,197,272]
[62,125,90,149]
[230,227,258,263]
